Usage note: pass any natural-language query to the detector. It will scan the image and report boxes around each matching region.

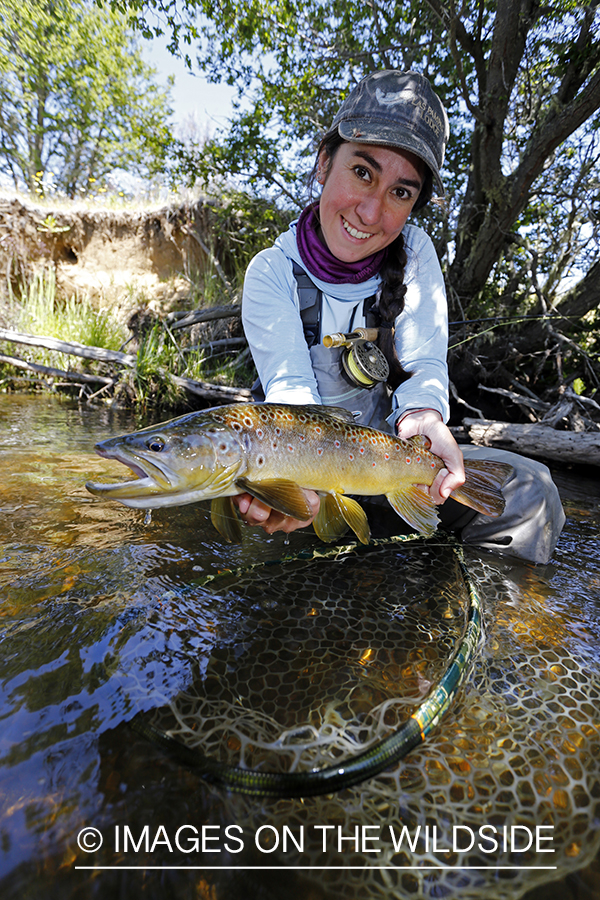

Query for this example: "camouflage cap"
[331,70,449,196]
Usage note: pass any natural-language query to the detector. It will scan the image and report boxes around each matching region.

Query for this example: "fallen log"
[0,328,137,367]
[0,353,114,385]
[463,418,600,467]
[0,329,252,404]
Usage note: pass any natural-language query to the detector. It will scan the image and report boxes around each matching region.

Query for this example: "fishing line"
[449,313,572,327]
[132,534,483,798]
[447,312,579,350]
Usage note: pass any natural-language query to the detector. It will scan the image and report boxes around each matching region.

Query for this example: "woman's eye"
[147,437,165,452]
[354,165,371,181]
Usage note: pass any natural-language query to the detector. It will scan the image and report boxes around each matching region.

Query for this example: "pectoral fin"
[386,485,440,536]
[314,492,370,545]
[236,477,313,520]
[211,497,243,543]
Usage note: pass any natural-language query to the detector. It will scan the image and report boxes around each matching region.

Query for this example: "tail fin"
[451,459,513,518]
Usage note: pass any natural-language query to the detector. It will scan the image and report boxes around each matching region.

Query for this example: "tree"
[111,0,600,408]
[0,0,174,197]
[110,0,600,314]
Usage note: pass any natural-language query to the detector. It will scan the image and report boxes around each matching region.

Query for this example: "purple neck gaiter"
[296,202,386,284]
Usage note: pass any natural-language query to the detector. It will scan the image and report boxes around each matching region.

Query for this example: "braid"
[377,232,411,390]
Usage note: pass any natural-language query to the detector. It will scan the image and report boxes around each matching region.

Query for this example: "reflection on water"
[0,394,599,900]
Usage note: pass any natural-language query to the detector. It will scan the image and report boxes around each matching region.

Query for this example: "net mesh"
[135,541,600,899]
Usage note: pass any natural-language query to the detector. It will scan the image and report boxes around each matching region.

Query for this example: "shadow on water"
[0,394,599,900]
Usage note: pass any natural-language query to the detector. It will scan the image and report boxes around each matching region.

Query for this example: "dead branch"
[171,373,251,402]
[478,384,550,414]
[167,305,242,330]
[186,336,247,353]
[540,398,575,429]
[0,328,137,367]
[449,379,485,418]
[0,353,114,384]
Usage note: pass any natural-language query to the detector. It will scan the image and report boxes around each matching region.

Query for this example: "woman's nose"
[356,194,384,225]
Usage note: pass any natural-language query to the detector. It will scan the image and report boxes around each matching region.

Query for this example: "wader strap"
[292,261,379,348]
[292,261,321,348]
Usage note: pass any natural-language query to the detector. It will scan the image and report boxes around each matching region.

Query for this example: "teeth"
[342,217,371,240]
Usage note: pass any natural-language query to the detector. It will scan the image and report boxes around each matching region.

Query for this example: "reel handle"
[323,328,379,348]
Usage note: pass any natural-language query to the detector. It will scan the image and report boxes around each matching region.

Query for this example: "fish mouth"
[85,445,176,501]
[86,443,241,509]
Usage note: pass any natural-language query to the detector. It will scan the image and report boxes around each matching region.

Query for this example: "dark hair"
[308,129,434,389]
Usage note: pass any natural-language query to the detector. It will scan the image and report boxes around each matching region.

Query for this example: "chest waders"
[252,262,393,433]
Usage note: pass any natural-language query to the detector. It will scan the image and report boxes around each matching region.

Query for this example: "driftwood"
[463,418,600,467]
[167,304,242,330]
[0,327,252,404]
[0,353,114,385]
[0,328,137,367]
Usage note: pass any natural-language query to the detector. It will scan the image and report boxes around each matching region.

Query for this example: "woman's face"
[316,141,425,262]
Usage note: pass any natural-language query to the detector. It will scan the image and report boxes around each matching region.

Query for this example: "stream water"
[0,393,599,900]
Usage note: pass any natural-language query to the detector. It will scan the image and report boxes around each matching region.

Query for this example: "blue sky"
[142,33,238,134]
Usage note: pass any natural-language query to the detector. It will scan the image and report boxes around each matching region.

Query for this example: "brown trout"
[86,403,512,544]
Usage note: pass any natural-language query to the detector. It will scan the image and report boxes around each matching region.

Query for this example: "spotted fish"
[86,403,512,544]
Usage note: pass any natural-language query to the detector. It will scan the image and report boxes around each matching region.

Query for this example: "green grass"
[8,267,128,370]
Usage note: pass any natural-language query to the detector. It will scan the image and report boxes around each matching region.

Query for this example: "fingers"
[397,410,465,504]
[232,491,320,535]
[429,467,464,504]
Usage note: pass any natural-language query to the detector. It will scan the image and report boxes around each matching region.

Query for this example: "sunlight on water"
[0,394,599,900]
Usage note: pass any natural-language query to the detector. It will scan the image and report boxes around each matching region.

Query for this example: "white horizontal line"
[75,865,558,871]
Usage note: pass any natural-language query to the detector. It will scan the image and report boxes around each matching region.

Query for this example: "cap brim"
[337,120,445,197]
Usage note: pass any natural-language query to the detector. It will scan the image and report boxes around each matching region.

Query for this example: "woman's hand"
[232,490,321,535]
[396,408,465,504]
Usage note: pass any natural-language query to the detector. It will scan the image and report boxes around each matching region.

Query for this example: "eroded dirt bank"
[0,195,222,316]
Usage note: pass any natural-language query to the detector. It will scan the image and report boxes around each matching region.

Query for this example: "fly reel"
[323,328,390,390]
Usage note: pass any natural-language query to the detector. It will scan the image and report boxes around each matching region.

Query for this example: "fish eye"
[146,436,165,452]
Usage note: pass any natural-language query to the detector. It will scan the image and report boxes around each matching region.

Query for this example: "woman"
[235,70,565,564]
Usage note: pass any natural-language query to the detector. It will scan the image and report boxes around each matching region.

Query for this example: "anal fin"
[314,493,349,543]
[314,492,370,545]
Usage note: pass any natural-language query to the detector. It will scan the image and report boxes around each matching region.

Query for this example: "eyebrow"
[352,149,423,191]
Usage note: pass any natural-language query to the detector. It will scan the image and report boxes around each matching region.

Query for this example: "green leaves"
[93,0,600,322]
[0,0,174,196]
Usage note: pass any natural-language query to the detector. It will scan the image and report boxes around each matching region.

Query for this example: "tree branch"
[0,328,137,366]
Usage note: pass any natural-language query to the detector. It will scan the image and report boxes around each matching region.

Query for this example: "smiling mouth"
[341,216,372,240]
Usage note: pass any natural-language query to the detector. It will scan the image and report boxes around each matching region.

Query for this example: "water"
[0,394,599,900]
